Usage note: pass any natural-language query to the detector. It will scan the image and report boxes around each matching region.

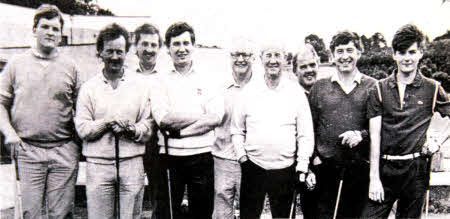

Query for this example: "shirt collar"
[387,69,424,88]
[101,68,129,84]
[170,63,195,76]
[31,45,59,59]
[136,63,158,75]
[330,69,363,85]
[227,72,253,89]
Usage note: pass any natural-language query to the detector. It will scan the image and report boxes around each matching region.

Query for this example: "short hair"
[33,4,64,31]
[293,43,319,73]
[134,23,162,48]
[392,24,425,53]
[96,23,131,57]
[330,31,362,53]
[164,22,195,48]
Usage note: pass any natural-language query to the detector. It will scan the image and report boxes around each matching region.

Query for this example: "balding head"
[293,43,319,91]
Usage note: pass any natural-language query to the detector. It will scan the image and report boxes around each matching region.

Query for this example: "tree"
[0,0,114,16]
[305,34,330,63]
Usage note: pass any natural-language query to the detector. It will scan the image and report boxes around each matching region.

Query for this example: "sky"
[96,0,449,50]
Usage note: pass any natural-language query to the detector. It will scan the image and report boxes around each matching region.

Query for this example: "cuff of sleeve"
[235,144,247,161]
[360,130,369,140]
[94,119,109,133]
[134,123,149,142]
[296,157,310,173]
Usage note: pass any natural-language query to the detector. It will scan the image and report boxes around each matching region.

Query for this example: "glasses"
[231,52,252,60]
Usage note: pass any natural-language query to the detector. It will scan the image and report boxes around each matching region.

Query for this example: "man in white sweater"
[75,23,153,219]
[231,42,315,219]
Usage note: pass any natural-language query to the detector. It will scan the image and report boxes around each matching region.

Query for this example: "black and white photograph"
[0,0,449,218]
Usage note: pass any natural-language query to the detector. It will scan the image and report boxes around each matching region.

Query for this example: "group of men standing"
[1,4,449,219]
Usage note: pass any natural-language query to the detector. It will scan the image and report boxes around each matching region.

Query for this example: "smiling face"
[100,36,127,74]
[296,55,319,89]
[393,42,423,75]
[261,47,284,79]
[168,31,194,66]
[332,41,361,74]
[33,17,62,53]
[230,45,254,82]
[136,33,160,65]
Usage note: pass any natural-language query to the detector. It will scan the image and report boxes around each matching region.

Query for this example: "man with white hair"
[212,37,255,219]
[231,42,315,218]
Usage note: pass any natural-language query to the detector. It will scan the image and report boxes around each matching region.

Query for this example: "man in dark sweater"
[363,24,450,219]
[309,31,377,218]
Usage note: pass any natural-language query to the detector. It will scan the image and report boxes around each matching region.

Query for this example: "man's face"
[296,55,318,88]
[230,47,253,80]
[332,41,361,74]
[33,17,62,52]
[261,48,284,78]
[393,42,423,75]
[100,36,127,74]
[136,33,160,65]
[168,31,194,66]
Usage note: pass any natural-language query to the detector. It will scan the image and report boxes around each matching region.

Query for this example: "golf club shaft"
[115,134,121,219]
[12,146,24,219]
[289,189,297,219]
[163,132,174,219]
[333,179,343,219]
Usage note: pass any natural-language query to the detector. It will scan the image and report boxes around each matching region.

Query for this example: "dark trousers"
[143,143,162,219]
[315,157,369,219]
[362,157,428,219]
[299,165,319,219]
[240,160,295,219]
[157,152,214,219]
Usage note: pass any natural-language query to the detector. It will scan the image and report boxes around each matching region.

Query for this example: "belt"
[381,152,421,160]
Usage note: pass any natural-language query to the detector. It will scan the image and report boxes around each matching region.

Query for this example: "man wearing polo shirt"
[150,22,222,219]
[134,23,162,219]
[75,23,152,219]
[231,43,314,219]
[308,31,377,218]
[292,43,320,219]
[0,5,81,218]
[363,24,450,219]
[212,38,254,219]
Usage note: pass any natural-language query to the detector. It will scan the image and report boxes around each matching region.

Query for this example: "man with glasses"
[231,42,314,218]
[212,38,255,219]
[0,5,81,218]
[75,23,153,219]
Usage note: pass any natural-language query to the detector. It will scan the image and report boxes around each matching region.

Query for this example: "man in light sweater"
[75,23,153,219]
[231,42,315,219]
[150,22,223,219]
[212,38,255,219]
[0,5,81,218]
